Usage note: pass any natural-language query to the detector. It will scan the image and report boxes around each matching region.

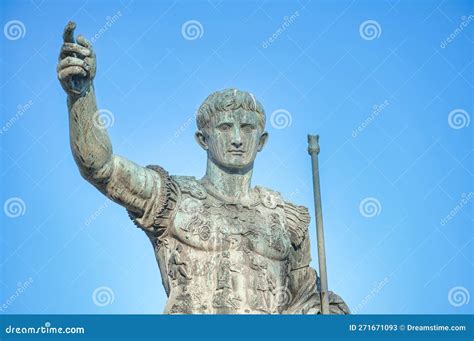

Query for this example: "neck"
[202,158,254,201]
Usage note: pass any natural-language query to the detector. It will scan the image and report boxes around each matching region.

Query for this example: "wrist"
[68,82,93,103]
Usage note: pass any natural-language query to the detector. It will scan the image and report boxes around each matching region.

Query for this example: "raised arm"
[57,22,165,224]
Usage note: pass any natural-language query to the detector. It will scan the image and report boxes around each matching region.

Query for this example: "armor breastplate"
[156,176,294,314]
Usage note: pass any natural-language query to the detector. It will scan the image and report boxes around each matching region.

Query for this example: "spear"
[307,134,330,314]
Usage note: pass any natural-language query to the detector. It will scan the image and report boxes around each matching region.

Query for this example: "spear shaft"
[307,134,330,314]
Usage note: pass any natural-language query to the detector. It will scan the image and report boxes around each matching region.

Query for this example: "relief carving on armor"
[268,213,288,253]
[249,258,276,313]
[223,235,243,251]
[181,214,212,241]
[180,197,203,214]
[169,291,208,314]
[168,244,192,286]
[173,177,207,200]
[190,255,218,277]
[212,251,242,310]
[259,189,279,209]
[168,244,209,313]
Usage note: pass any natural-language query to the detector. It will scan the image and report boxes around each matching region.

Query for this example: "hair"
[196,88,266,133]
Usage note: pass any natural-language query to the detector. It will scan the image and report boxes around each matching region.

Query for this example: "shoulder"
[128,165,178,236]
[283,199,310,248]
[144,168,208,200]
[255,185,284,208]
[171,175,207,199]
[255,185,310,248]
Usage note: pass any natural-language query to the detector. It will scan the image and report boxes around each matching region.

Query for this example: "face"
[196,109,268,172]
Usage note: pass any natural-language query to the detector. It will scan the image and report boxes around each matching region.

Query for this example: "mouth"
[228,150,245,156]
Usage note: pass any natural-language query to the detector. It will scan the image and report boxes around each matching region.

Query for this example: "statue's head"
[195,89,268,172]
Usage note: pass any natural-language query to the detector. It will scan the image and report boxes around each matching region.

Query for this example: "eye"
[241,124,255,133]
[217,123,232,132]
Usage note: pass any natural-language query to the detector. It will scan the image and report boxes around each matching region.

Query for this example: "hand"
[57,21,96,97]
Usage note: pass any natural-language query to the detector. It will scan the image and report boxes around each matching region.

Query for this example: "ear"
[195,130,208,150]
[257,131,269,152]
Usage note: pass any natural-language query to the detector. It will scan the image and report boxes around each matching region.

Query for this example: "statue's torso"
[152,176,299,314]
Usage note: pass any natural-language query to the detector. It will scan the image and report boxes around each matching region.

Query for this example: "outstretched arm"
[57,22,163,222]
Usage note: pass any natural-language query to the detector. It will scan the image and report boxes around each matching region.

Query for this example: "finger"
[63,21,76,43]
[60,43,91,58]
[57,56,91,72]
[58,66,87,80]
[76,35,92,49]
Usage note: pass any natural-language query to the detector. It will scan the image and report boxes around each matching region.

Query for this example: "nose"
[231,140,243,149]
[231,127,243,149]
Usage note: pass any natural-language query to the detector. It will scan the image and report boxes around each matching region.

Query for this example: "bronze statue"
[57,21,349,314]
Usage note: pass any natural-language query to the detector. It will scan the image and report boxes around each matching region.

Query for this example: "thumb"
[63,21,76,43]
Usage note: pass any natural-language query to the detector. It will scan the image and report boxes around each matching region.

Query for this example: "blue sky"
[0,0,472,314]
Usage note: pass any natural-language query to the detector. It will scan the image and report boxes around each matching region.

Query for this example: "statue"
[57,22,350,314]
